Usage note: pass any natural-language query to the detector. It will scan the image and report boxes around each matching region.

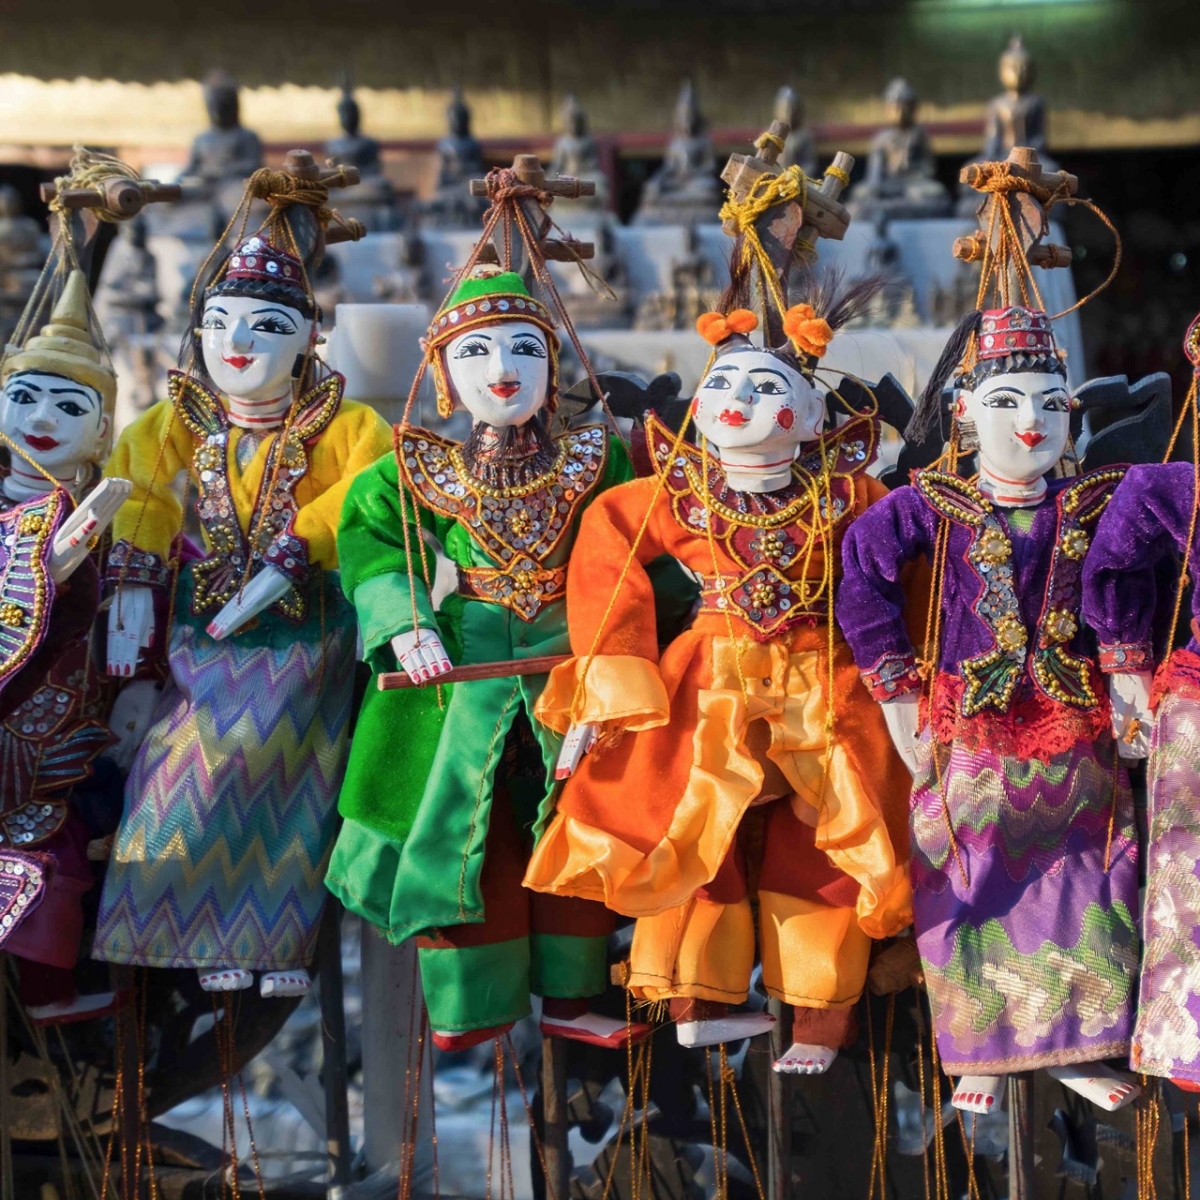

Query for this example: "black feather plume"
[905,309,982,443]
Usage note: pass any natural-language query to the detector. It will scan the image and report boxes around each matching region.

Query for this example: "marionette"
[837,304,1140,1113]
[524,277,913,1072]
[1082,311,1200,1089]
[0,269,132,1022]
[326,262,654,1051]
[93,161,394,999]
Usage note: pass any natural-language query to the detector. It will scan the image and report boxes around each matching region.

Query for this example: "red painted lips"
[489,382,521,399]
[223,355,254,370]
[718,409,750,427]
[1015,431,1047,448]
[23,435,59,451]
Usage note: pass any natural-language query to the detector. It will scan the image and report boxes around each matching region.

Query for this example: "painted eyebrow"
[205,305,228,314]
[749,368,789,381]
[250,307,298,317]
[7,373,43,390]
[513,332,545,342]
[49,386,95,402]
[708,365,735,373]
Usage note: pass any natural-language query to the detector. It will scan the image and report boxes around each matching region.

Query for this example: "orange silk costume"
[524,414,913,1023]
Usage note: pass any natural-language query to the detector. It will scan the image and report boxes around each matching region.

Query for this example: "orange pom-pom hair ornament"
[695,271,882,376]
[782,303,834,361]
[696,308,759,346]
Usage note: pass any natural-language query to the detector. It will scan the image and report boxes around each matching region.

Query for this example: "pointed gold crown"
[2,270,116,412]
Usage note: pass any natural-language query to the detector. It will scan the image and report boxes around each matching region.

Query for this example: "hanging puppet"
[327,261,657,1051]
[93,167,394,999]
[524,277,913,1072]
[0,269,132,1022]
[837,309,1140,1113]
[1082,310,1200,1090]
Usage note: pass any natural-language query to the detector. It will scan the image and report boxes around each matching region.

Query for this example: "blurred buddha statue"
[0,186,45,345]
[327,83,398,231]
[984,35,1049,161]
[849,78,950,220]
[634,80,721,226]
[549,95,607,210]
[775,86,817,179]
[421,87,488,229]
[958,35,1056,215]
[327,84,382,174]
[94,216,163,430]
[183,70,263,188]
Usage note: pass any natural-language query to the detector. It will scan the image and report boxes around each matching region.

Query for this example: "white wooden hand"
[106,585,155,677]
[206,566,292,641]
[106,679,161,771]
[391,628,452,683]
[50,478,133,584]
[555,723,599,780]
[881,693,922,775]
[1108,670,1152,761]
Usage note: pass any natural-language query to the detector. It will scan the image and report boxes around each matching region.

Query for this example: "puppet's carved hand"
[880,693,922,775]
[106,585,154,677]
[50,478,131,584]
[555,723,598,780]
[391,628,452,684]
[1108,670,1152,761]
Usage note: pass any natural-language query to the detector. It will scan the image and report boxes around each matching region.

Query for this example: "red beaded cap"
[977,307,1057,361]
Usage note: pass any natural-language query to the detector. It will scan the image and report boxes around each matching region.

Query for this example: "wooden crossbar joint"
[285,148,360,189]
[40,178,182,217]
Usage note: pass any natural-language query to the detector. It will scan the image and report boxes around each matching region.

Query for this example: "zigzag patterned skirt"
[911,735,1139,1074]
[95,570,356,971]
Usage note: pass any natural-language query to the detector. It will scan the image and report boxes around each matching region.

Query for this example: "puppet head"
[1,270,116,478]
[425,267,559,427]
[197,233,318,406]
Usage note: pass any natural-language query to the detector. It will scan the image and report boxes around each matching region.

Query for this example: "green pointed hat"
[424,266,559,418]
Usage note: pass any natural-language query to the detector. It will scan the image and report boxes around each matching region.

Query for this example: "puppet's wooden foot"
[198,968,254,993]
[1047,1064,1140,1111]
[676,1012,776,1048]
[772,1043,837,1075]
[27,991,117,1026]
[260,969,312,998]
[432,1023,515,1052]
[952,1076,1004,1114]
[540,1010,651,1048]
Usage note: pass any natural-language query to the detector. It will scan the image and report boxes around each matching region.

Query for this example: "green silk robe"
[326,426,633,943]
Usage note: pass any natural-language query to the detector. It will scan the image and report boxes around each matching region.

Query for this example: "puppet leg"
[628,828,775,1048]
[530,892,650,1047]
[417,785,533,1051]
[759,799,870,1075]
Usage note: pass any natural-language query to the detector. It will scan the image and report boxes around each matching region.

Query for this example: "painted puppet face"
[445,321,550,427]
[201,294,313,404]
[962,370,1071,485]
[0,370,107,474]
[692,349,823,455]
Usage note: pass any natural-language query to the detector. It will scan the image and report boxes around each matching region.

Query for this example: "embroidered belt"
[457,559,567,623]
[698,567,827,637]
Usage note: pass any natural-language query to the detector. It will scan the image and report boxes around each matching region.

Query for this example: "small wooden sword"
[377,654,571,690]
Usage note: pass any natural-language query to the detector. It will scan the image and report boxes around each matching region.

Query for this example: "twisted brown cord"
[483,168,555,210]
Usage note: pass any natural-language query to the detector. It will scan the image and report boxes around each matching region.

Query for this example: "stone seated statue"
[325,85,397,232]
[549,94,607,213]
[420,87,488,230]
[849,78,950,220]
[633,80,721,227]
[958,34,1058,216]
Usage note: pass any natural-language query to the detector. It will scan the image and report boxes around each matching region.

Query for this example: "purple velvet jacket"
[1083,461,1199,671]
[837,468,1122,758]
